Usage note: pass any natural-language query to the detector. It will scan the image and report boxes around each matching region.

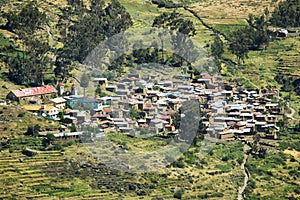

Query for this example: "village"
[5,69,282,142]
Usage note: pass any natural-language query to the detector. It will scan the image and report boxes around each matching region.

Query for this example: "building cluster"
[6,71,281,140]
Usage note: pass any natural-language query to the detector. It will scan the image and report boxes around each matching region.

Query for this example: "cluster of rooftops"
[6,71,281,140]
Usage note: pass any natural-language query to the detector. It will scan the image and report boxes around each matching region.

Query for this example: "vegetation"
[0,0,299,199]
[270,0,300,27]
[0,0,132,85]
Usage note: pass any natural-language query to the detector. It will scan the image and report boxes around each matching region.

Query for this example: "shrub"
[173,160,185,168]
[173,188,184,199]
[17,112,26,117]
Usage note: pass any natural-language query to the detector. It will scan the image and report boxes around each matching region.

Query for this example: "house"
[66,96,101,110]
[94,78,108,89]
[50,97,67,111]
[23,104,59,119]
[217,130,235,139]
[53,132,83,140]
[7,85,57,103]
[164,124,175,132]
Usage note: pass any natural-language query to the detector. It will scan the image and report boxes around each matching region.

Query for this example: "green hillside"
[0,0,299,199]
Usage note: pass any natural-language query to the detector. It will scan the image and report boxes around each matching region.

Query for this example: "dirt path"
[286,101,296,120]
[237,144,250,200]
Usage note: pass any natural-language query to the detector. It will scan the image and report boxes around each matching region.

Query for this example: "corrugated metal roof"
[11,85,57,98]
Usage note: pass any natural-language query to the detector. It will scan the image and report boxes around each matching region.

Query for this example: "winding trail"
[237,144,250,200]
[286,101,296,120]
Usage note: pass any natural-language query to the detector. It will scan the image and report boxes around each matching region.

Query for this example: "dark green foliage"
[17,111,26,117]
[228,26,252,64]
[25,124,41,136]
[171,112,181,129]
[1,0,132,85]
[69,123,77,132]
[270,0,300,27]
[211,36,224,59]
[5,39,51,85]
[3,1,46,34]
[153,11,196,36]
[80,73,89,96]
[173,188,184,199]
[172,159,185,168]
[95,85,102,97]
[152,0,181,8]
[42,134,55,147]
[229,24,268,64]
[58,111,65,121]
[247,14,269,49]
[60,0,132,63]
[183,151,198,164]
[228,14,269,64]
[152,11,197,66]
[244,179,256,197]
[1,1,51,85]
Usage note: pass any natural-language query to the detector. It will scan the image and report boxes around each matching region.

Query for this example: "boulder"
[22,148,37,157]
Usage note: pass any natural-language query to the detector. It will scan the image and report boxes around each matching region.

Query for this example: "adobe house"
[23,104,59,119]
[164,124,175,132]
[93,78,108,90]
[50,97,67,111]
[217,131,234,140]
[53,132,83,141]
[7,85,57,104]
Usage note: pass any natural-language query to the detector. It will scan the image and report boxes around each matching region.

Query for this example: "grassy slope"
[0,136,246,199]
[188,0,300,121]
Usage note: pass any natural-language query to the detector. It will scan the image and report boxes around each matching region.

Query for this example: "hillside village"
[5,69,282,142]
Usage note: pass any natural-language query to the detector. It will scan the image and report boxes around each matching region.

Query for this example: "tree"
[25,124,40,136]
[228,27,252,65]
[80,73,89,96]
[42,134,55,147]
[129,107,139,120]
[54,50,75,82]
[95,84,102,97]
[153,11,196,66]
[2,2,51,86]
[270,0,300,27]
[211,36,224,59]
[247,14,269,50]
[5,38,51,85]
[171,113,181,129]
[60,0,132,63]
[3,1,46,35]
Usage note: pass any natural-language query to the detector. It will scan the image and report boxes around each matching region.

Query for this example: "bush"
[173,160,185,168]
[173,188,184,199]
[52,143,63,151]
[294,188,300,194]
[17,112,26,117]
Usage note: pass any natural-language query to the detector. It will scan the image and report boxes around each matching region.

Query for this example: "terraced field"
[0,138,247,199]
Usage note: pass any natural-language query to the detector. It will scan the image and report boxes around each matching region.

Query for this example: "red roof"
[201,73,213,79]
[160,115,171,120]
[162,110,177,115]
[10,85,57,98]
[103,109,112,113]
[93,114,109,118]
